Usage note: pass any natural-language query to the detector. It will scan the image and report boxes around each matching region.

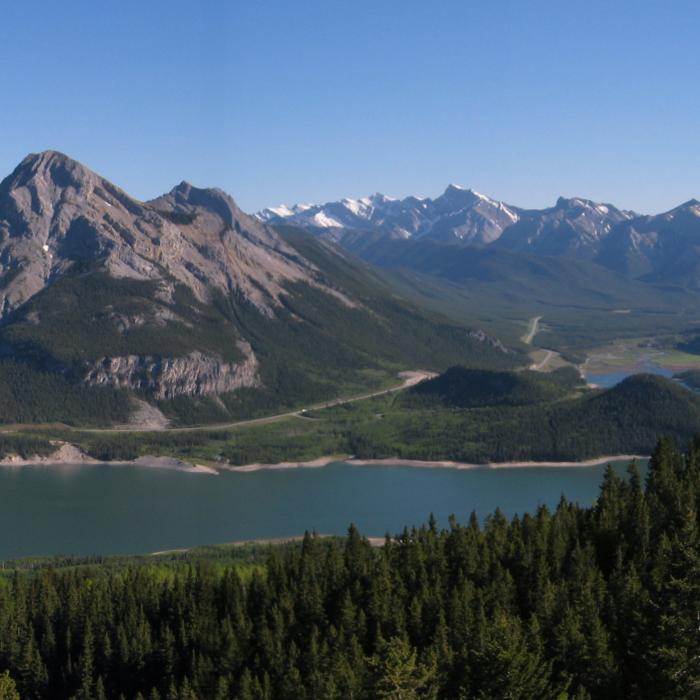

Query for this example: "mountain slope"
[361,372,700,462]
[0,152,521,426]
[596,200,700,285]
[327,233,696,309]
[492,197,633,258]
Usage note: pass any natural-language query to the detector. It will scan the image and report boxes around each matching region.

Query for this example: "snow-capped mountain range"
[259,187,700,286]
[258,185,521,246]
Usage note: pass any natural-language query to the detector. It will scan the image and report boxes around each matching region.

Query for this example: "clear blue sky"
[1,1,698,214]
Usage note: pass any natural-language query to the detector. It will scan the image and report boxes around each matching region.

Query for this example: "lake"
[586,365,675,388]
[0,459,646,560]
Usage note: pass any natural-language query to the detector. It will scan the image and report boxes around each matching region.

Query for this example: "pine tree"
[0,671,20,700]
[75,621,95,700]
[368,636,437,700]
[470,611,558,699]
[644,507,700,698]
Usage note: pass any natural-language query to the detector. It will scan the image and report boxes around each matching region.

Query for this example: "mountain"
[0,151,331,317]
[261,188,700,347]
[258,185,520,245]
[492,196,634,258]
[0,151,519,427]
[596,199,700,285]
[258,188,645,255]
[260,189,700,283]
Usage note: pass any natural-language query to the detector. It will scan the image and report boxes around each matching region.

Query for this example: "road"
[531,350,554,371]
[522,316,557,372]
[522,315,542,345]
[82,370,436,434]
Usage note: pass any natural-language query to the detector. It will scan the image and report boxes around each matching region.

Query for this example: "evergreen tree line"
[1,438,700,698]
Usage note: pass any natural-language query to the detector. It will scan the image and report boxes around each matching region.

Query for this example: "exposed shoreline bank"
[0,444,218,475]
[224,454,648,473]
[0,444,648,474]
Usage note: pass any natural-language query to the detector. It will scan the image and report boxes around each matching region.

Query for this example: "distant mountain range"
[0,152,516,427]
[259,185,520,246]
[258,188,700,286]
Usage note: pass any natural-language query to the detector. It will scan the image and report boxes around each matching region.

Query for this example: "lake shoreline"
[223,454,647,473]
[0,444,647,474]
[0,443,218,475]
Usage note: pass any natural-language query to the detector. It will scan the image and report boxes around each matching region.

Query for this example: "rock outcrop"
[85,342,260,400]
[468,329,510,354]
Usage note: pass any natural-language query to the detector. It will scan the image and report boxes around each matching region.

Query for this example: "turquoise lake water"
[0,459,646,560]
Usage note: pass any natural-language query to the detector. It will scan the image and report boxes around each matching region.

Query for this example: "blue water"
[0,460,646,560]
[586,365,674,388]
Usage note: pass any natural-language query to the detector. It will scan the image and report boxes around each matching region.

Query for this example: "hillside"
[0,152,521,426]
[385,372,700,462]
[405,365,580,408]
[321,234,699,347]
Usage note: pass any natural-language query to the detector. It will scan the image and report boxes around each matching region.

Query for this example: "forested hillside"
[0,439,698,699]
[28,368,700,467]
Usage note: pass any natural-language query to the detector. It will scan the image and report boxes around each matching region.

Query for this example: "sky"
[1,1,699,214]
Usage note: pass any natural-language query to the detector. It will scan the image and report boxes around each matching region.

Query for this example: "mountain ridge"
[0,150,345,317]
[258,184,521,245]
[259,187,700,287]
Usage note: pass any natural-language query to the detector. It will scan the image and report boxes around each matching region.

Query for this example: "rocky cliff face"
[84,342,260,400]
[468,329,510,354]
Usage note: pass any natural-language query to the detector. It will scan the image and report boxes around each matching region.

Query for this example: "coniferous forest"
[0,439,699,699]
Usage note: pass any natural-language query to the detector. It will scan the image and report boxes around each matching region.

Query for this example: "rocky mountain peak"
[674,198,700,212]
[0,149,147,231]
[437,184,482,205]
[555,196,577,209]
[2,150,93,191]
[155,180,243,227]
[0,151,344,319]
